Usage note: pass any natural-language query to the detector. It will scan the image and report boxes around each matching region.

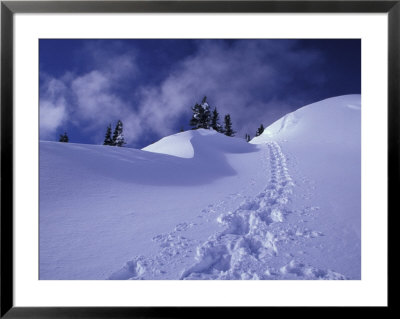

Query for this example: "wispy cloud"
[135,40,324,139]
[40,77,69,139]
[40,40,325,145]
[40,46,139,142]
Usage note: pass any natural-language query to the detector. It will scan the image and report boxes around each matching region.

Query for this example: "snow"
[142,131,195,158]
[251,94,361,278]
[40,94,361,280]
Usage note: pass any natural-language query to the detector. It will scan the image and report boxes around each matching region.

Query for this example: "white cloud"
[71,70,124,123]
[133,40,322,140]
[40,49,141,142]
[40,40,323,145]
[40,78,68,139]
[40,100,68,139]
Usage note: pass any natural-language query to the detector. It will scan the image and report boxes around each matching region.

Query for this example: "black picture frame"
[1,0,395,317]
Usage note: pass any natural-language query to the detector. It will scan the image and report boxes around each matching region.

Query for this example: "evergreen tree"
[256,124,265,137]
[189,96,211,129]
[245,133,251,142]
[103,124,113,145]
[59,132,69,142]
[112,120,126,147]
[211,107,223,132]
[223,114,235,137]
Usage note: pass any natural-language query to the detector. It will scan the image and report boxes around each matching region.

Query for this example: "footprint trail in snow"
[180,142,346,280]
[109,142,347,280]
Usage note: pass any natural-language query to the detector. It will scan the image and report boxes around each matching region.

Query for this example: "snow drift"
[40,94,361,280]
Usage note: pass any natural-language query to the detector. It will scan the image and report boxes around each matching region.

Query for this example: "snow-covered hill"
[250,94,361,279]
[40,94,360,280]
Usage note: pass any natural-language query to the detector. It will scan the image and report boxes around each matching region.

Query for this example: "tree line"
[189,96,235,136]
[103,120,126,146]
[244,123,265,142]
[58,120,126,146]
[58,96,266,145]
[189,96,265,142]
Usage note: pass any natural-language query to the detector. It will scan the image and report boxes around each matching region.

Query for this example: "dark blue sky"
[39,39,360,148]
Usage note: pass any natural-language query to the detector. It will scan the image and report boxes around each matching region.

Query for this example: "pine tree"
[189,96,211,129]
[189,103,202,129]
[112,120,126,147]
[245,133,251,142]
[211,107,223,132]
[103,124,113,145]
[59,132,68,142]
[256,124,265,137]
[223,114,235,137]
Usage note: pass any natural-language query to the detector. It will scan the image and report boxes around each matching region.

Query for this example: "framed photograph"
[1,0,395,316]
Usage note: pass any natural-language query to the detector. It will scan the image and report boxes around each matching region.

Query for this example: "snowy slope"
[40,130,262,279]
[250,94,361,278]
[40,94,360,280]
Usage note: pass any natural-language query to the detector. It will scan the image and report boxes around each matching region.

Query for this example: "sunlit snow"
[40,95,361,280]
